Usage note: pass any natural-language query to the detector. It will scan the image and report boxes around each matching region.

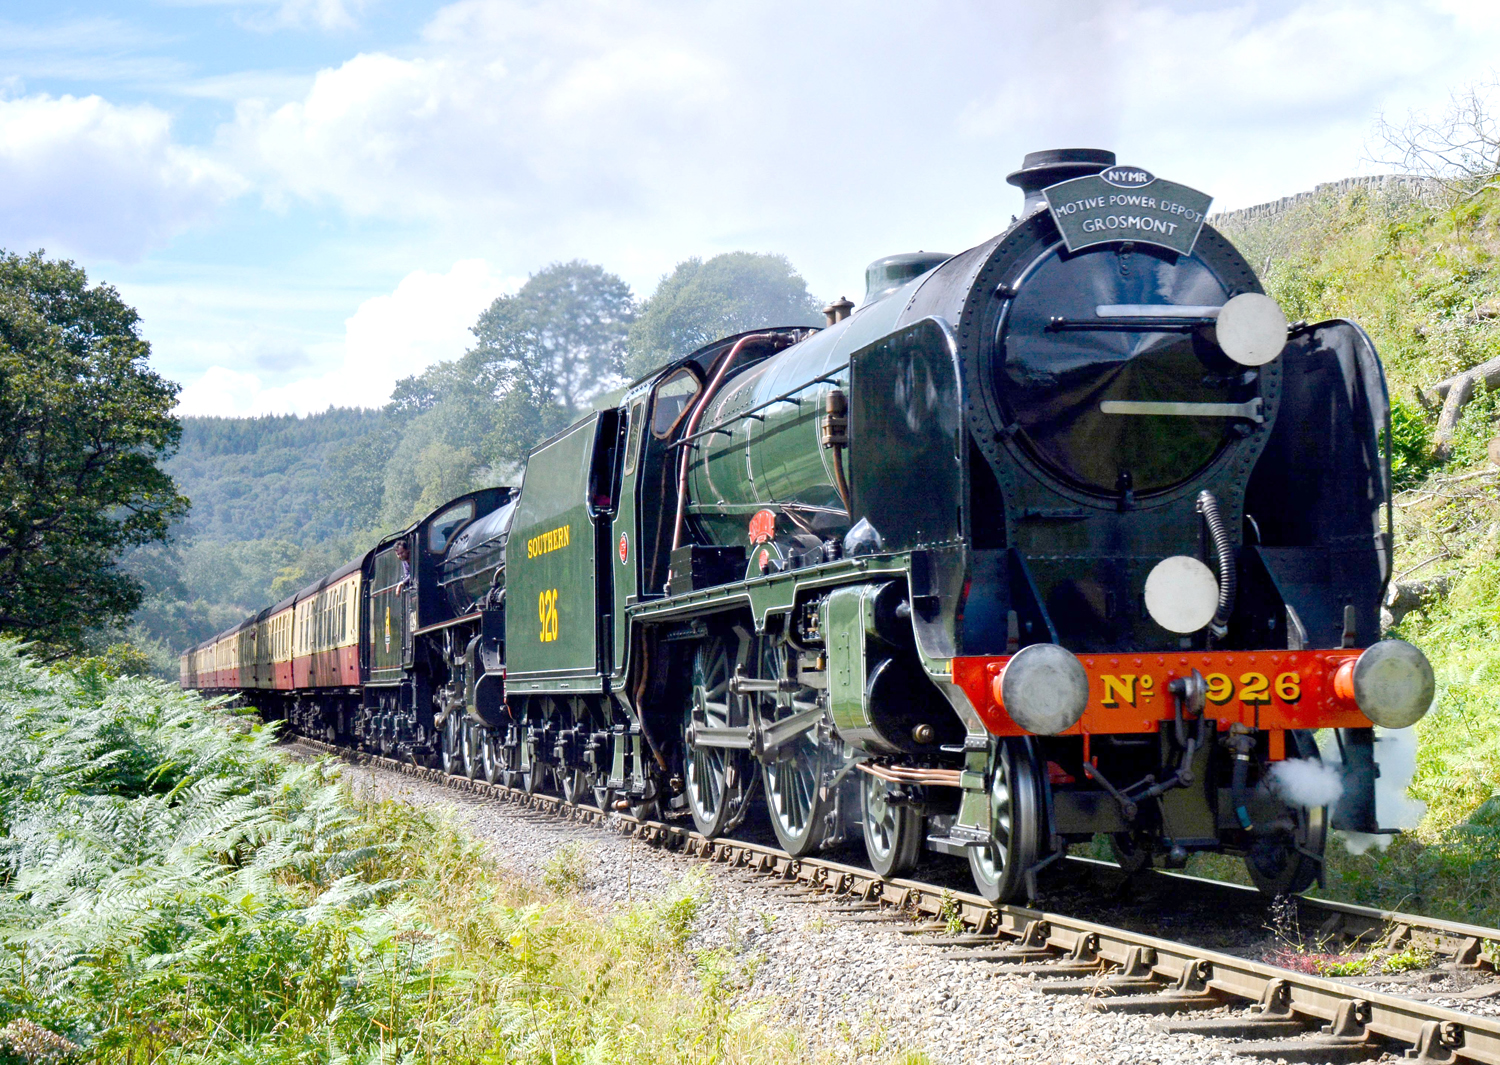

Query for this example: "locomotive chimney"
[1006,148,1116,216]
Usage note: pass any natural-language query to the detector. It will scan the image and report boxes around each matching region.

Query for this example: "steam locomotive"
[182,149,1435,902]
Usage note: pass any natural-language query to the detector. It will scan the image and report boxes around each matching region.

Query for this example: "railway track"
[294,737,1500,1064]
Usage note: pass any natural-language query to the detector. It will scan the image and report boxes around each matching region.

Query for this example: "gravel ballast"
[331,756,1267,1065]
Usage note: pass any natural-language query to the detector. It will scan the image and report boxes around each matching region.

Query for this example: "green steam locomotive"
[183,149,1434,902]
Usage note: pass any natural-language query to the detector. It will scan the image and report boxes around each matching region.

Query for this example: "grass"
[541,840,594,894]
[0,639,911,1065]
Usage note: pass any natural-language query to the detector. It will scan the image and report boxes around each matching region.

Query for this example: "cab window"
[429,502,475,552]
[651,367,702,438]
[623,400,645,474]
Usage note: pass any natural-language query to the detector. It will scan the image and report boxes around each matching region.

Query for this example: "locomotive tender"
[183,149,1436,902]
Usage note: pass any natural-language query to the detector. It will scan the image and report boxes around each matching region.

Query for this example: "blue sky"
[4,0,1500,416]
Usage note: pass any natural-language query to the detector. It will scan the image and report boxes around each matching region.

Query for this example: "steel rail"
[293,737,1500,1064]
[1141,863,1500,971]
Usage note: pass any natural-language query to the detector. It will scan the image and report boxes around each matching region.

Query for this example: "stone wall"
[1210,174,1440,229]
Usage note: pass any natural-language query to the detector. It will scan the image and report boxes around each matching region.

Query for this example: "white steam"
[1269,757,1345,808]
[1318,727,1428,854]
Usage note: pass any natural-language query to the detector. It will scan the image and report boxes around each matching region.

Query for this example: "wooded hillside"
[168,409,386,543]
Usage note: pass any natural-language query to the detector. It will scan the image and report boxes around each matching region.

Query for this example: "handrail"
[670,362,850,451]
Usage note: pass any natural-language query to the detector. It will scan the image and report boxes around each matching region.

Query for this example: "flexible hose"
[1196,490,1236,637]
[1231,750,1254,830]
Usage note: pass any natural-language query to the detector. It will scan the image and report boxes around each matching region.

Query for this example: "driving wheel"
[757,638,838,857]
[682,634,754,837]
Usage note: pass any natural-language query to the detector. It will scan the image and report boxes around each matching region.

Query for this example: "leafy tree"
[0,251,188,653]
[459,261,635,466]
[378,399,496,526]
[626,252,823,377]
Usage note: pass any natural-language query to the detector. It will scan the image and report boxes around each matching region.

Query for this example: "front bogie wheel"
[861,772,924,878]
[968,738,1044,903]
[1244,729,1327,896]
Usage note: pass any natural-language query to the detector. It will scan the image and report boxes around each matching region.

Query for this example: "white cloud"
[216,0,1500,276]
[1426,0,1500,33]
[173,258,517,415]
[175,365,270,418]
[261,0,367,30]
[76,0,1500,416]
[334,258,515,405]
[224,4,731,224]
[0,92,243,261]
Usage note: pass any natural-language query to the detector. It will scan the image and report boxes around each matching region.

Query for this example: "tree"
[1372,76,1500,204]
[455,260,635,467]
[626,252,824,377]
[0,250,188,653]
[326,420,400,531]
[1372,76,1500,453]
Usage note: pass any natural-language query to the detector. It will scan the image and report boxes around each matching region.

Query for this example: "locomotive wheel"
[519,702,549,794]
[861,772,923,878]
[521,749,548,794]
[1245,730,1327,896]
[592,776,613,811]
[683,636,752,837]
[461,719,483,780]
[499,725,523,788]
[479,728,504,785]
[520,731,550,795]
[559,767,590,804]
[758,640,836,857]
[440,710,463,777]
[968,738,1044,903]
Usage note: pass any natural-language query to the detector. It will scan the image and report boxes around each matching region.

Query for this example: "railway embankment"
[301,734,1500,1064]
[0,635,1255,1064]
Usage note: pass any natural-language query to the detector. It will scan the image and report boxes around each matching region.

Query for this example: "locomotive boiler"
[184,148,1434,902]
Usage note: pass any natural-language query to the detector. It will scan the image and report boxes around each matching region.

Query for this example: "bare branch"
[1369,74,1500,204]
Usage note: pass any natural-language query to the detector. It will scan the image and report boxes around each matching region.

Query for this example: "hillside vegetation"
[168,410,386,544]
[1217,180,1500,917]
[0,640,908,1065]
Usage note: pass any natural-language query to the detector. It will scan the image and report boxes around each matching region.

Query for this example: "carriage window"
[429,502,475,552]
[651,367,702,438]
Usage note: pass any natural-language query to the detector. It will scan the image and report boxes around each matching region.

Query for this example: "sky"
[3,0,1500,417]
